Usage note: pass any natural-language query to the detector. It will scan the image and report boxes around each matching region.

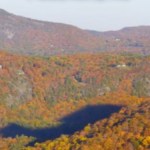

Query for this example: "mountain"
[1,9,150,56]
[0,9,104,56]
[0,9,150,150]
[88,26,150,55]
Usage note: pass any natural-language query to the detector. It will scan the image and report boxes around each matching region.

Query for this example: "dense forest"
[0,51,149,149]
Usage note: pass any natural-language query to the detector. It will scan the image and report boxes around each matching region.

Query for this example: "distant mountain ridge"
[87,26,150,55]
[0,9,150,56]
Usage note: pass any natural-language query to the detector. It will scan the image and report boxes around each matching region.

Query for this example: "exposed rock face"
[97,86,111,96]
[132,74,150,97]
[5,73,32,107]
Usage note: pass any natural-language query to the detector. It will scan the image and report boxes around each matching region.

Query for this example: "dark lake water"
[0,104,122,145]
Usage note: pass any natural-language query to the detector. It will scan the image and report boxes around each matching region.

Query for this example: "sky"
[0,0,150,31]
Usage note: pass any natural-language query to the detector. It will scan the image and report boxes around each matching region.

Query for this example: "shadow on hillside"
[0,104,122,145]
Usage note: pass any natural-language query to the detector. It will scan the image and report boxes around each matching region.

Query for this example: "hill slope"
[88,26,150,55]
[0,51,149,149]
[0,9,103,56]
[27,100,150,150]
[1,9,150,56]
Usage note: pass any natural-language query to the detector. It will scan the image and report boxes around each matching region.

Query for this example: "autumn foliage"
[0,51,149,149]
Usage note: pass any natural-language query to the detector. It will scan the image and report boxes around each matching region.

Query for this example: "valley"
[0,8,150,150]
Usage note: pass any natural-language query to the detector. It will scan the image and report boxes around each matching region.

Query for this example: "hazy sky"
[0,0,150,31]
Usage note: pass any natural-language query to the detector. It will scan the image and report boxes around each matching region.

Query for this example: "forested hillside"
[1,9,150,56]
[0,51,149,149]
[26,101,150,150]
[0,9,103,56]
